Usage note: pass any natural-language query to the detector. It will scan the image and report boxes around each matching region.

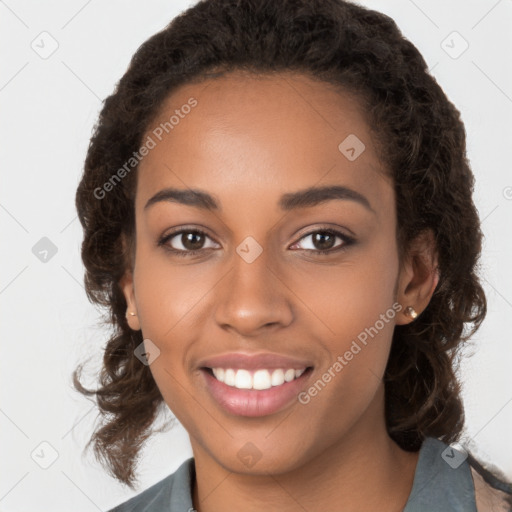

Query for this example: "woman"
[74,0,512,510]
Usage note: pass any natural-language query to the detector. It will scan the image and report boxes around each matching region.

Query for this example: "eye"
[158,228,220,257]
[289,228,355,255]
[158,226,355,258]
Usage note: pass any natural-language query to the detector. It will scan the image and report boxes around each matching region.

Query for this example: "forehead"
[136,71,392,216]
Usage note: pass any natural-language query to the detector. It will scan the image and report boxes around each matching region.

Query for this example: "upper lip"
[198,352,314,370]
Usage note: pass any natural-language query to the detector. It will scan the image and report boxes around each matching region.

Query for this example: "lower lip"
[201,368,313,417]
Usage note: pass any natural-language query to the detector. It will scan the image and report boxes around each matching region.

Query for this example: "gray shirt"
[108,437,511,511]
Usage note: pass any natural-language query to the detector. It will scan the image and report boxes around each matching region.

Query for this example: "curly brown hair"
[74,0,487,488]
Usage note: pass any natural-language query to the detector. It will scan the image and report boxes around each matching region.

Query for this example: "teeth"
[253,369,272,390]
[224,368,236,386]
[235,369,252,389]
[210,367,307,390]
[284,369,295,382]
[212,368,224,382]
[271,369,285,387]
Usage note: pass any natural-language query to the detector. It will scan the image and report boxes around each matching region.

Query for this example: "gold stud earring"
[404,306,418,319]
[126,311,137,317]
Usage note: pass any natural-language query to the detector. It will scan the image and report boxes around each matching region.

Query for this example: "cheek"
[291,239,399,400]
[132,242,217,343]
[289,239,399,347]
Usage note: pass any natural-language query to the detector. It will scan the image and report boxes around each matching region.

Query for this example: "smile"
[200,366,313,417]
[209,367,307,390]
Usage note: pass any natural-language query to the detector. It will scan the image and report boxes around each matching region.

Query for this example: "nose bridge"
[214,238,293,333]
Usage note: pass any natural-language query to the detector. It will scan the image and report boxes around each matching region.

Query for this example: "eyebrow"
[144,185,375,214]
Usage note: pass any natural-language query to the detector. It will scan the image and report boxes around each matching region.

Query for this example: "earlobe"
[395,229,439,325]
[119,271,141,331]
[119,233,140,330]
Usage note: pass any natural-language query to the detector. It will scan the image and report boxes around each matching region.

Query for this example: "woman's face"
[122,71,426,474]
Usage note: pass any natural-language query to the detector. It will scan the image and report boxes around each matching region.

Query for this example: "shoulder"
[107,457,195,512]
[405,437,512,512]
[468,454,512,512]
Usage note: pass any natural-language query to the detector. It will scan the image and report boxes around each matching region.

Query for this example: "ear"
[120,270,141,331]
[119,233,140,331]
[395,229,440,325]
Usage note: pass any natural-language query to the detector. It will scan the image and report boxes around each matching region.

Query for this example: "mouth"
[204,367,309,390]
[200,366,314,417]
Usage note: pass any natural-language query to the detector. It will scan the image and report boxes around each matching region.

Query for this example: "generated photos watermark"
[93,97,198,200]
[297,302,403,404]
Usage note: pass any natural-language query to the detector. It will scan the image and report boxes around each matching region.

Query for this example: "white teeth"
[212,368,224,381]
[284,369,295,382]
[271,369,285,386]
[210,367,307,390]
[224,368,236,386]
[234,369,252,389]
[253,369,272,390]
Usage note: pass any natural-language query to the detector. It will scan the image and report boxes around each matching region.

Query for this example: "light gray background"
[1,0,511,510]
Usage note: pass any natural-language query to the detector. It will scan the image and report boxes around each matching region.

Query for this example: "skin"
[121,70,439,512]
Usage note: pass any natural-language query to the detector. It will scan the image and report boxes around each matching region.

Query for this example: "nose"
[214,246,294,336]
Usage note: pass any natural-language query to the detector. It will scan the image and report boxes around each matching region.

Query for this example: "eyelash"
[157,226,356,258]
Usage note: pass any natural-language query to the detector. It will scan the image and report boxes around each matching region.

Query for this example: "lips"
[197,352,314,417]
[197,351,313,371]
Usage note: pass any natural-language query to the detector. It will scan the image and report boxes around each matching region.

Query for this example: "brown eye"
[290,229,356,255]
[181,231,205,251]
[311,232,336,251]
[159,228,220,256]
